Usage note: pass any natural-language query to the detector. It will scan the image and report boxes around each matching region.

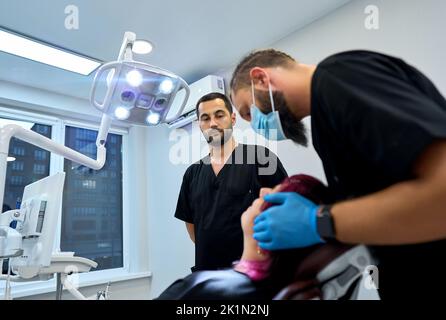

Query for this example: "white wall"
[0,80,101,122]
[274,0,446,95]
[146,0,446,299]
[145,123,199,298]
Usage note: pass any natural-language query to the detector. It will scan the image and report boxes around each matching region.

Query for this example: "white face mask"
[250,80,287,141]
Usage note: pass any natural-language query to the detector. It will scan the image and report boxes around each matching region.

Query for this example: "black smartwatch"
[316,205,336,241]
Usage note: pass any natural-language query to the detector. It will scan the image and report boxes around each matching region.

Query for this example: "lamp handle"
[90,62,121,111]
[164,78,190,123]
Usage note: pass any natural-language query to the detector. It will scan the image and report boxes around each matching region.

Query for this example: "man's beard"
[204,126,233,147]
[257,90,308,147]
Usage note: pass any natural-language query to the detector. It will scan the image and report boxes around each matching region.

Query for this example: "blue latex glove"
[253,192,324,250]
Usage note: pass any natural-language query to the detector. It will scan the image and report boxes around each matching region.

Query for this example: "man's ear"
[231,112,236,126]
[249,67,270,91]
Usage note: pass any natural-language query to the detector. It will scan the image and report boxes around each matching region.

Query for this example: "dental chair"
[273,244,378,300]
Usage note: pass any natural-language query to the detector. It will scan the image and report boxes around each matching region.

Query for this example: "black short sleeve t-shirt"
[311,50,446,298]
[175,144,288,271]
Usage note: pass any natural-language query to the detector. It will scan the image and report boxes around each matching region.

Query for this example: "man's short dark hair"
[230,49,296,93]
[195,92,233,117]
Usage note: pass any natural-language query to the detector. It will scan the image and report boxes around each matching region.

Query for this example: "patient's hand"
[260,187,273,197]
[239,183,283,261]
[241,184,283,237]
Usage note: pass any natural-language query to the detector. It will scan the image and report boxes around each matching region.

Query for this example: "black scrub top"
[311,50,446,299]
[175,144,287,271]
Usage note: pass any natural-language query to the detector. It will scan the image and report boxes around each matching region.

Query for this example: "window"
[34,150,47,161]
[61,126,123,271]
[3,121,52,211]
[12,146,25,156]
[34,124,49,135]
[11,161,24,171]
[74,140,96,156]
[73,179,97,190]
[10,175,24,186]
[33,164,46,175]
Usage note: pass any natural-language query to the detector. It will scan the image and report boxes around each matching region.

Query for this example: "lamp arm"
[118,32,136,62]
[96,114,112,147]
[0,121,109,206]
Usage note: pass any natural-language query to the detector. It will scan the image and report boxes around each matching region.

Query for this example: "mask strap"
[268,81,276,112]
[250,80,256,106]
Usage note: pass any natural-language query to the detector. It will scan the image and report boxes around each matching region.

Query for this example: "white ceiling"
[0,0,351,100]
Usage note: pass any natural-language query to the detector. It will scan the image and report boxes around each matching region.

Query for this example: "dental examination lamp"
[0,31,189,299]
[90,32,190,126]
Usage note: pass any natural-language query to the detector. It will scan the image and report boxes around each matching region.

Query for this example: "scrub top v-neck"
[175,143,288,271]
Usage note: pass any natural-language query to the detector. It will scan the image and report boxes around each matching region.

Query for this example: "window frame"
[0,106,137,296]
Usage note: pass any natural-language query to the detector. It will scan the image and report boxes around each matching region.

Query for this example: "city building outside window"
[61,126,123,271]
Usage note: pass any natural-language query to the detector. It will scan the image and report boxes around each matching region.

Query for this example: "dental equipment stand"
[46,253,100,300]
[0,116,110,300]
[1,252,108,300]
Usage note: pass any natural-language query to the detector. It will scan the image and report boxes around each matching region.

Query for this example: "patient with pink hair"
[156,174,345,300]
